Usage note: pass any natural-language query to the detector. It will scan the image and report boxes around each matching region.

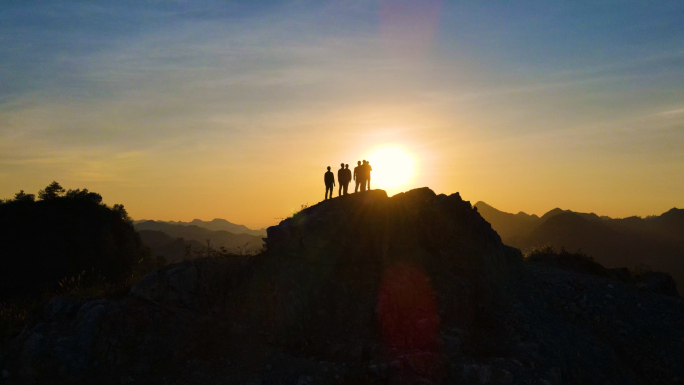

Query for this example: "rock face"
[2,188,684,385]
[263,188,525,357]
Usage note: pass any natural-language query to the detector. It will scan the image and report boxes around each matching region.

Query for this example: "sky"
[1,0,683,228]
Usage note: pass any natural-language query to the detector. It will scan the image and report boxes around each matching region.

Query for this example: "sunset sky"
[1,1,683,229]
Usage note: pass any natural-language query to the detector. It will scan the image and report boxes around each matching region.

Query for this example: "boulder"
[633,271,678,297]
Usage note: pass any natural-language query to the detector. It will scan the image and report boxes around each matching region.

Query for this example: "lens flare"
[377,262,442,378]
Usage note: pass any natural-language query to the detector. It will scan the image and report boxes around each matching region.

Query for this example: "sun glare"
[367,147,415,191]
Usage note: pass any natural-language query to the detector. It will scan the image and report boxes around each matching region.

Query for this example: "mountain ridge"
[134,218,266,237]
[134,221,264,260]
[475,201,684,289]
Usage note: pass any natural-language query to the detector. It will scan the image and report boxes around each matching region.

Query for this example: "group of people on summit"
[324,160,372,200]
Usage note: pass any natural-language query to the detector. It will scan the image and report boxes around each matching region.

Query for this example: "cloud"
[657,108,684,116]
[1,2,436,164]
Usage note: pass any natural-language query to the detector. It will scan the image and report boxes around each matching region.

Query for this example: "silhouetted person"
[365,161,372,190]
[360,160,368,192]
[324,166,335,200]
[337,163,346,197]
[353,161,362,192]
[342,164,352,195]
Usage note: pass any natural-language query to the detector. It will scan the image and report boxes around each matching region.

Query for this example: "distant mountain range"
[475,202,684,288]
[134,220,265,263]
[134,218,266,237]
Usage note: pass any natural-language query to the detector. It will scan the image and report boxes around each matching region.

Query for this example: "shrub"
[0,300,32,347]
[525,245,608,277]
[183,240,260,260]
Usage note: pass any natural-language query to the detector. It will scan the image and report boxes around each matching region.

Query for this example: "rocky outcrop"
[262,188,525,357]
[1,188,683,385]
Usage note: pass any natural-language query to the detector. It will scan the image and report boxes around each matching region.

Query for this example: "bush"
[525,245,608,277]
[0,300,32,348]
[183,240,261,260]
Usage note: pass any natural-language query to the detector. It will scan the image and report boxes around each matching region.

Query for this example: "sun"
[366,147,415,191]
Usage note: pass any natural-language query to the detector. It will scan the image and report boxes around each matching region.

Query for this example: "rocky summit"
[1,188,683,384]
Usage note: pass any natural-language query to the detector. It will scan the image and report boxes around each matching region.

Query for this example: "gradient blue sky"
[1,1,683,227]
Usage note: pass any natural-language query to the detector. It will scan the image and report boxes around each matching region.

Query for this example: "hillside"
[473,202,539,241]
[1,189,683,384]
[135,218,266,237]
[134,221,264,256]
[137,230,205,263]
[476,202,684,289]
[0,185,143,300]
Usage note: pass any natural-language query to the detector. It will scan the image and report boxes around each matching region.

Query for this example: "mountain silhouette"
[475,202,684,289]
[135,218,266,237]
[137,230,205,263]
[2,188,683,384]
[538,207,603,223]
[649,208,684,238]
[473,201,539,241]
[134,220,264,257]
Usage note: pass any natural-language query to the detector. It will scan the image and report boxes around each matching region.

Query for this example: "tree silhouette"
[13,190,35,202]
[37,181,65,200]
[0,182,143,299]
[65,188,103,204]
[112,203,132,223]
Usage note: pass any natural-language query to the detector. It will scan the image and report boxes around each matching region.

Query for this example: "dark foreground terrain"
[1,188,682,384]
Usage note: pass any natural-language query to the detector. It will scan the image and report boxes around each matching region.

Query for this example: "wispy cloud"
[656,107,684,116]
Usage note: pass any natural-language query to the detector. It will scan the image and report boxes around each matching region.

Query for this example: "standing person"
[337,163,346,197]
[360,160,368,192]
[324,166,335,200]
[353,161,362,192]
[365,161,372,191]
[343,164,352,195]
